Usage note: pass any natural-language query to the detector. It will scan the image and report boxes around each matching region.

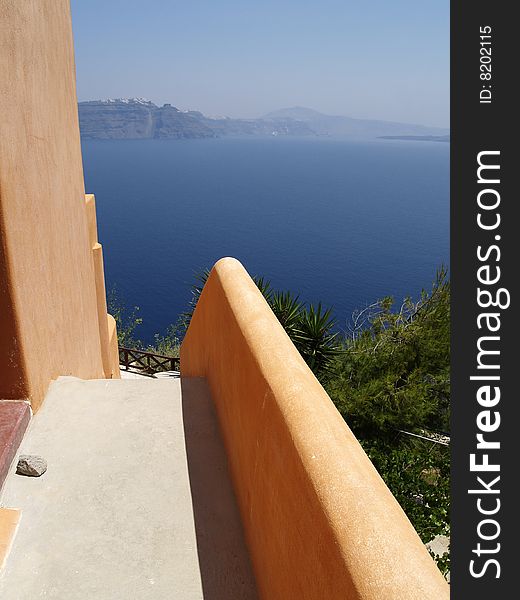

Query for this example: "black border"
[451,2,516,596]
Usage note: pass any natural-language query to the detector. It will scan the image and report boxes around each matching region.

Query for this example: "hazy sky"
[71,0,449,128]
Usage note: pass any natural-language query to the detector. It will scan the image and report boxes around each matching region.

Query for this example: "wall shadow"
[180,377,259,600]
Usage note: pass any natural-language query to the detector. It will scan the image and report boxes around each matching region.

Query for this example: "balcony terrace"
[1,2,449,596]
[1,258,448,599]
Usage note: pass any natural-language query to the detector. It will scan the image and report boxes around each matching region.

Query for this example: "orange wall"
[0,0,107,408]
[181,258,449,600]
[86,194,120,380]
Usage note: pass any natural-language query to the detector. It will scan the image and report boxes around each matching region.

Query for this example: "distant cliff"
[263,107,449,139]
[78,99,315,140]
[79,99,449,141]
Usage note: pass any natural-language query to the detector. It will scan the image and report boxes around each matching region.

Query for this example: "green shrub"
[108,286,180,357]
[324,267,450,576]
[362,435,450,577]
[107,286,143,348]
[325,267,450,437]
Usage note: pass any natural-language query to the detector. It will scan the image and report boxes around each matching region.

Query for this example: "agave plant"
[181,268,341,376]
[269,291,304,337]
[252,275,274,304]
[293,302,341,375]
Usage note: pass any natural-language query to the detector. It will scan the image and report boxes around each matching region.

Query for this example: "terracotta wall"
[0,0,115,408]
[85,194,120,380]
[181,258,449,600]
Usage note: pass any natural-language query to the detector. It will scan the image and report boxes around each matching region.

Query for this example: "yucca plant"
[293,302,341,375]
[269,290,304,337]
[252,275,274,303]
[181,268,341,377]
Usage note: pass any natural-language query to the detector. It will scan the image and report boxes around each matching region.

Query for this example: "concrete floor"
[0,376,258,599]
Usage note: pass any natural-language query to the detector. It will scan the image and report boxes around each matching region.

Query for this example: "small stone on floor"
[16,455,47,477]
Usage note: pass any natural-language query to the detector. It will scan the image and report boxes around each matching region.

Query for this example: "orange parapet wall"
[86,195,121,380]
[181,257,449,600]
[0,0,118,409]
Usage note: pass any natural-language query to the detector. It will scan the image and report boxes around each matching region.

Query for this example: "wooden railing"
[118,346,180,375]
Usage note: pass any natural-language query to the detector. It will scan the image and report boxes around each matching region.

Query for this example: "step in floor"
[0,401,31,491]
[0,376,258,599]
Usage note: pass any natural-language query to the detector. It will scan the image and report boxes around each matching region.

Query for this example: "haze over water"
[81,136,449,342]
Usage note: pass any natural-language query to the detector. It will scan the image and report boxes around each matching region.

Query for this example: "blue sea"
[81,137,449,342]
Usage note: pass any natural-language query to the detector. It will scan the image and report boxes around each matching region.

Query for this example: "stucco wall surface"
[86,194,120,380]
[0,0,105,408]
[181,257,449,600]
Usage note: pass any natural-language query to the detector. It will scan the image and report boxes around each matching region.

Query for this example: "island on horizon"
[78,99,449,141]
[378,134,450,143]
